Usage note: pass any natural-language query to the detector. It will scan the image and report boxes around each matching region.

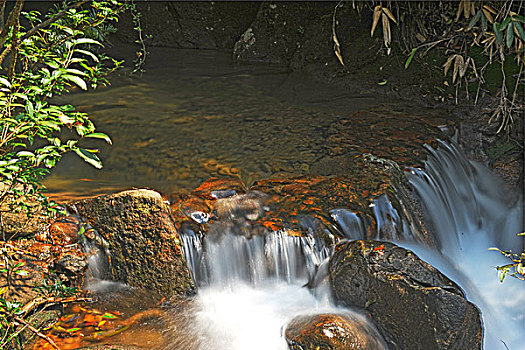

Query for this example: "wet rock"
[48,217,81,245]
[191,177,246,200]
[0,193,48,239]
[114,2,259,49]
[0,239,84,348]
[329,240,482,349]
[74,189,195,297]
[233,2,334,66]
[285,313,388,350]
[325,109,452,169]
[172,168,431,247]
[213,191,268,222]
[0,240,86,304]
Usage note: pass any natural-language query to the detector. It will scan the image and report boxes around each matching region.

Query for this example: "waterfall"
[405,141,524,350]
[180,225,330,287]
[178,202,379,350]
[177,140,522,349]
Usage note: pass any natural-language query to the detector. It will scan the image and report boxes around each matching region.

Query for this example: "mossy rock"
[75,189,195,297]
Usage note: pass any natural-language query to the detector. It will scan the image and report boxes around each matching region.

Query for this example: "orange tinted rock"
[191,177,245,200]
[74,189,195,297]
[49,219,80,245]
[285,313,388,350]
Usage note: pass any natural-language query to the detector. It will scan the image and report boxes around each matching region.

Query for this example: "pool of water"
[44,46,407,200]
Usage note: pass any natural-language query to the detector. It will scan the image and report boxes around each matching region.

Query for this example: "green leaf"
[0,76,11,88]
[64,68,88,77]
[73,38,103,46]
[506,22,515,48]
[73,148,102,169]
[85,132,112,145]
[513,15,525,24]
[16,151,35,158]
[469,11,482,29]
[26,101,34,117]
[378,80,388,85]
[39,121,61,131]
[405,48,417,69]
[515,22,525,40]
[62,74,87,90]
[501,17,511,30]
[494,22,504,46]
[481,13,487,31]
[75,49,100,62]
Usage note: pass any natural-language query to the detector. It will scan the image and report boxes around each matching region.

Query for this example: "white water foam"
[179,226,384,350]
[192,282,338,350]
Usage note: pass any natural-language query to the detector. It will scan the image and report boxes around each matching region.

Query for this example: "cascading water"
[179,215,386,349]
[332,141,524,349]
[405,141,524,350]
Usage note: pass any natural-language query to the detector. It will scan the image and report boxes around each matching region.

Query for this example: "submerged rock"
[284,313,388,350]
[74,189,195,297]
[329,240,482,349]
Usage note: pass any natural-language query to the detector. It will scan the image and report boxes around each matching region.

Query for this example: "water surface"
[45,47,403,200]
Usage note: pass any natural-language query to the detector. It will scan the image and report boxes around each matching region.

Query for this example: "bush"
[0,1,128,231]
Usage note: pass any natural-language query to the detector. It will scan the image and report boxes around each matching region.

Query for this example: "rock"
[74,189,195,297]
[48,217,81,245]
[0,240,86,304]
[284,313,388,350]
[233,2,334,66]
[329,240,482,349]
[113,2,259,49]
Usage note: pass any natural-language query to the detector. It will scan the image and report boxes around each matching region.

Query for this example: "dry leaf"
[483,5,496,14]
[464,0,471,19]
[443,54,455,76]
[371,5,382,37]
[459,56,468,78]
[456,0,464,21]
[382,7,397,24]
[482,9,494,24]
[382,13,391,47]
[335,49,345,66]
[416,33,426,42]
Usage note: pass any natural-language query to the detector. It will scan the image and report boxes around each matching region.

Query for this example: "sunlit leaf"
[62,74,87,90]
[75,49,100,62]
[73,148,102,169]
[73,38,103,46]
[85,132,112,145]
[0,76,11,88]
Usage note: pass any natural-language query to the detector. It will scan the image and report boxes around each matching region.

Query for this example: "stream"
[44,47,523,349]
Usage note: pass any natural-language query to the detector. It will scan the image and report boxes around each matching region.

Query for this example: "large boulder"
[284,313,388,350]
[74,189,195,297]
[329,240,482,349]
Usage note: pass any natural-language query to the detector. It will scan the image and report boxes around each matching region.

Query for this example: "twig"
[13,315,60,350]
[21,295,94,316]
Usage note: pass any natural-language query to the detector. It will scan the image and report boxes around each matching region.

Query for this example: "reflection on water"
[44,47,394,201]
